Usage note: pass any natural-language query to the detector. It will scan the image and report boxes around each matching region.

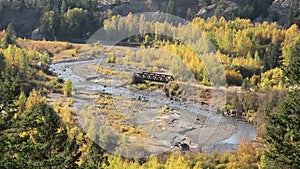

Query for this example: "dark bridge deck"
[132,72,175,83]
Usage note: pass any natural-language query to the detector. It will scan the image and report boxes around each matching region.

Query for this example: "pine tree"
[0,107,17,169]
[264,90,300,168]
[263,42,281,72]
[287,7,295,28]
[0,103,80,168]
[0,66,21,107]
[60,0,67,14]
[115,0,121,5]
[263,37,300,168]
[166,0,175,15]
[241,78,250,90]
[186,8,194,20]
[0,52,5,71]
[40,11,55,39]
[285,37,300,86]
[81,135,108,169]
[2,23,17,48]
[198,0,210,7]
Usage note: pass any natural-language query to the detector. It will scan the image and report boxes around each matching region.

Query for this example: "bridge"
[132,72,175,83]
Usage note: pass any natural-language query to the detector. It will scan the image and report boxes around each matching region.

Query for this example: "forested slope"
[0,0,299,40]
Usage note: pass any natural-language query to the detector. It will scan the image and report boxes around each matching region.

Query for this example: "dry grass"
[17,39,84,62]
[18,39,75,54]
[53,48,79,62]
[97,93,148,138]
[87,64,118,76]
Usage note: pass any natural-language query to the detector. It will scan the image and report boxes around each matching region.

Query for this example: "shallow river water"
[50,58,256,153]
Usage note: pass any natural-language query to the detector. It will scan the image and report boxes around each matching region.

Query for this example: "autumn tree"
[63,79,73,96]
[64,8,88,38]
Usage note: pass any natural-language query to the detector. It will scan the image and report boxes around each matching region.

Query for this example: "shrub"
[63,79,73,96]
[224,70,243,86]
[106,53,116,63]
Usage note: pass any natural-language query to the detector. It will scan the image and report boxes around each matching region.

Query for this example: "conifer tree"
[264,90,300,168]
[166,0,175,15]
[81,135,108,169]
[1,23,17,48]
[285,37,300,86]
[0,66,20,107]
[186,8,194,20]
[0,103,80,168]
[0,52,5,71]
[263,37,300,168]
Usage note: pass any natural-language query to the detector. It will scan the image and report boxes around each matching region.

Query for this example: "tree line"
[0,0,113,40]
[103,13,300,88]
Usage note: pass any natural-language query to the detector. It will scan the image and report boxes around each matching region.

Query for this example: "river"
[50,56,256,155]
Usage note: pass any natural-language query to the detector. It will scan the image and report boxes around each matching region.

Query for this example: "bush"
[241,78,250,90]
[106,53,116,63]
[63,79,73,96]
[224,70,243,86]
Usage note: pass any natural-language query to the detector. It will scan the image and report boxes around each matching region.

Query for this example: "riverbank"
[48,45,256,155]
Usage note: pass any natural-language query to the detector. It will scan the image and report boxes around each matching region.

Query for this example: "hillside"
[0,0,299,39]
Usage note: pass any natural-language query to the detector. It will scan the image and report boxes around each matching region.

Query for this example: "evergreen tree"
[81,135,108,169]
[287,7,295,28]
[6,23,16,40]
[214,4,224,17]
[0,103,80,168]
[2,23,17,48]
[198,0,210,7]
[166,0,175,15]
[241,78,250,90]
[186,8,194,20]
[263,42,281,72]
[264,90,300,168]
[0,66,21,107]
[40,11,56,39]
[0,108,17,168]
[60,0,67,14]
[115,0,121,5]
[263,37,300,168]
[285,37,300,86]
[0,52,5,71]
